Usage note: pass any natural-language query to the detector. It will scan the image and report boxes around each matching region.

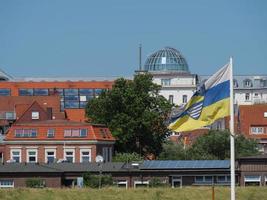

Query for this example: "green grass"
[0,187,266,200]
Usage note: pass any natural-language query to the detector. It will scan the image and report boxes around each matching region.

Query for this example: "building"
[0,100,115,163]
[143,47,197,106]
[238,104,267,153]
[199,75,267,106]
[0,69,114,122]
[1,156,267,189]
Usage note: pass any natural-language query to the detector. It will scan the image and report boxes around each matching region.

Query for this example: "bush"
[26,178,45,188]
[83,172,113,188]
[149,177,168,188]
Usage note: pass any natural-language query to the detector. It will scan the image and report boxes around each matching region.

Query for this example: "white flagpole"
[229,57,235,200]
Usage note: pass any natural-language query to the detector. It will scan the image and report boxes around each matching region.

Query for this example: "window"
[31,111,39,119]
[80,149,91,163]
[117,180,128,188]
[0,180,14,188]
[80,129,87,137]
[64,129,88,137]
[47,129,55,138]
[264,112,267,118]
[95,89,104,97]
[11,150,21,163]
[102,147,112,162]
[134,181,149,188]
[49,88,64,96]
[161,79,171,86]
[64,150,75,163]
[217,175,230,183]
[0,89,10,96]
[195,176,213,184]
[250,127,265,134]
[27,149,37,163]
[64,89,78,96]
[33,88,48,96]
[14,129,37,138]
[64,101,79,108]
[168,95,173,104]
[45,150,56,163]
[233,80,238,88]
[5,112,15,120]
[244,175,261,186]
[245,93,250,101]
[19,89,33,96]
[79,89,94,96]
[182,95,188,103]
[244,79,252,87]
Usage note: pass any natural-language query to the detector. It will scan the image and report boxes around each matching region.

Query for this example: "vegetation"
[0,187,267,200]
[86,73,172,156]
[149,177,168,188]
[25,178,45,188]
[159,130,259,160]
[83,172,113,188]
[113,152,143,162]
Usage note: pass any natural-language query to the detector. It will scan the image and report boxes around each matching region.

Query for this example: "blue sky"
[0,0,266,77]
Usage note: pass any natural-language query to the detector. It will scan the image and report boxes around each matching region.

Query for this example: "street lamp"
[95,155,104,189]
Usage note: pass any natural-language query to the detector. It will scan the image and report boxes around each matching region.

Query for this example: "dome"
[144,47,189,73]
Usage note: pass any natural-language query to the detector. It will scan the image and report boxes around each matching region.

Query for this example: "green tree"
[158,141,188,160]
[113,152,143,162]
[187,130,259,160]
[159,130,259,160]
[86,73,172,156]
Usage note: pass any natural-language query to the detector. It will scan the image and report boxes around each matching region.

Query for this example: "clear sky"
[0,0,266,77]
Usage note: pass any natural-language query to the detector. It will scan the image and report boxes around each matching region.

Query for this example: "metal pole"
[139,44,142,71]
[229,57,235,200]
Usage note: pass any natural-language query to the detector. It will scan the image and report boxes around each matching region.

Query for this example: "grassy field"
[0,187,266,200]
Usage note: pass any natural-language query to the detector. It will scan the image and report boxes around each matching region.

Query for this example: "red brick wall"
[239,104,267,139]
[3,144,98,163]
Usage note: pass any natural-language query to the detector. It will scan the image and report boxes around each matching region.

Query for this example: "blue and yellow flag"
[168,63,231,132]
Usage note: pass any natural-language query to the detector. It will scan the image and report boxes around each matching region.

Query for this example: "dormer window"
[244,79,252,87]
[31,111,39,119]
[233,79,238,88]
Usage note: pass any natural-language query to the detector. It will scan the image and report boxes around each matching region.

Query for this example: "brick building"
[0,69,114,122]
[0,100,115,163]
[238,104,267,153]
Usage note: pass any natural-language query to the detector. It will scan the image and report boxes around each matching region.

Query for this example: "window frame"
[45,149,56,163]
[80,149,91,163]
[64,149,75,163]
[26,149,38,163]
[10,149,21,163]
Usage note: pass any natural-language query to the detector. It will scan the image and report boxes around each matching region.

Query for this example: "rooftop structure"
[144,47,190,74]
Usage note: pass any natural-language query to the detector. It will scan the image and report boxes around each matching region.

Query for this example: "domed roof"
[144,47,189,73]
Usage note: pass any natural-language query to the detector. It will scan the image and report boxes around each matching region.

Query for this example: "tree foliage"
[159,130,259,160]
[112,152,143,162]
[86,73,172,156]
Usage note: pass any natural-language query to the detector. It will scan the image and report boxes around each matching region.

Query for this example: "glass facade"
[0,88,10,96]
[18,87,105,110]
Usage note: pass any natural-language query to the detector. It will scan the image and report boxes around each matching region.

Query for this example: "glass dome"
[144,47,189,73]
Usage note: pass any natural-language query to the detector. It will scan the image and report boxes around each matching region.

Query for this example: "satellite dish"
[95,155,104,163]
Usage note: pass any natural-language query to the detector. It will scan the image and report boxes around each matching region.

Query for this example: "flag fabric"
[168,63,231,132]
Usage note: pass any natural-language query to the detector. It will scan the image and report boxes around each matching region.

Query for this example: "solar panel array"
[140,160,230,170]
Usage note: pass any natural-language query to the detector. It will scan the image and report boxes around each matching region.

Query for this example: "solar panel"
[140,160,230,170]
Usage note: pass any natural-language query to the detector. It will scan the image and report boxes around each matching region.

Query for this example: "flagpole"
[229,57,235,200]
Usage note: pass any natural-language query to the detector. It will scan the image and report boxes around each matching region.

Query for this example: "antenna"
[139,44,142,71]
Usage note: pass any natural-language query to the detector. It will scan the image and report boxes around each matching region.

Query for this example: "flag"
[168,63,231,132]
